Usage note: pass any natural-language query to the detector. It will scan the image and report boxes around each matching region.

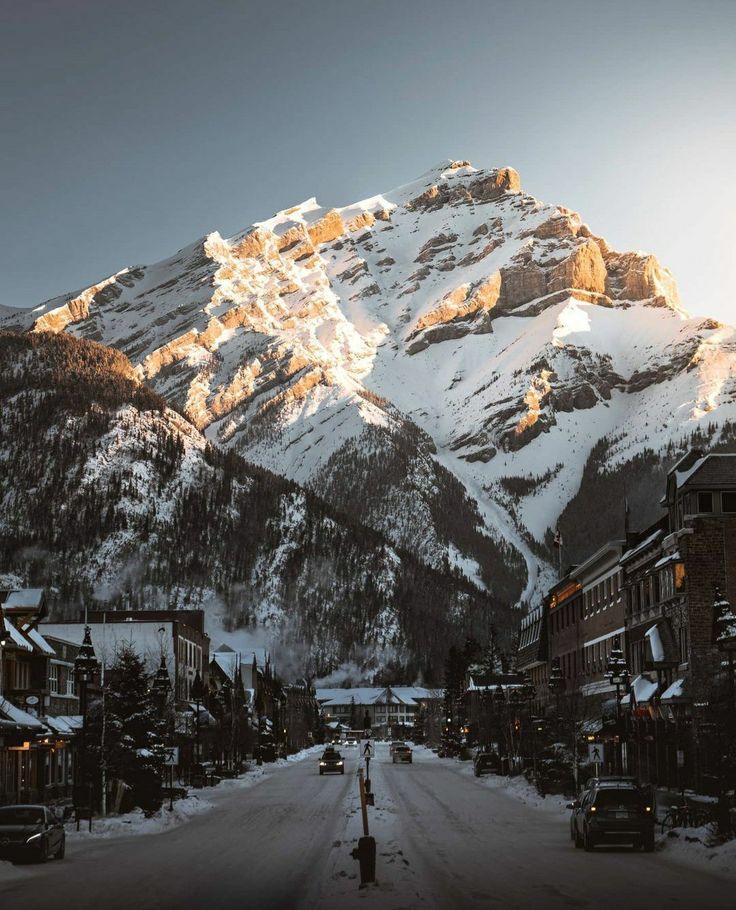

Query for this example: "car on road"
[344,738,359,748]
[392,744,413,764]
[319,747,345,775]
[473,751,500,777]
[0,805,66,863]
[569,780,655,852]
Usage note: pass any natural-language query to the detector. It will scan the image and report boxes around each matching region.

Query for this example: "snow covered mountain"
[0,330,503,679]
[4,159,736,601]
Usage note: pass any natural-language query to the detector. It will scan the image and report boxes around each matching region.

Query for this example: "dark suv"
[473,751,500,777]
[569,781,655,852]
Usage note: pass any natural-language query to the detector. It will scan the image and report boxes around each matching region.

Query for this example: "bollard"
[356,836,376,886]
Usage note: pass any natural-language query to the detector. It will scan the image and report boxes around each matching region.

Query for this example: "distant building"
[41,609,210,707]
[1,589,80,805]
[316,686,439,735]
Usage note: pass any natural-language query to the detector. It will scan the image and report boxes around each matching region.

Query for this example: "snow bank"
[66,794,213,841]
[656,826,736,878]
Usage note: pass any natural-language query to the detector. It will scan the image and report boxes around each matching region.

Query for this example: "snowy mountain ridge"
[4,159,736,602]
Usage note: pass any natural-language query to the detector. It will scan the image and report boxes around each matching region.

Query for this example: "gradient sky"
[2,0,735,322]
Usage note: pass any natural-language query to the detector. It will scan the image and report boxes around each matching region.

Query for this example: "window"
[674,563,686,591]
[49,664,59,695]
[66,672,75,697]
[13,662,30,690]
[697,491,714,513]
[678,625,689,664]
[722,492,736,513]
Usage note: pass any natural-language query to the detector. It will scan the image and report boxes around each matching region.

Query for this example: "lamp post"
[605,636,630,775]
[509,686,525,771]
[152,654,173,808]
[74,625,99,807]
[0,608,8,699]
[493,684,506,764]
[190,669,205,770]
[548,657,565,722]
[521,671,538,777]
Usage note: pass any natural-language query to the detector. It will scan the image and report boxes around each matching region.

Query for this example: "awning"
[43,715,83,736]
[660,678,689,702]
[0,696,44,730]
[621,674,659,706]
[580,718,603,735]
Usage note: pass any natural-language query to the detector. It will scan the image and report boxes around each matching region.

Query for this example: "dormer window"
[697,491,714,513]
[722,492,736,513]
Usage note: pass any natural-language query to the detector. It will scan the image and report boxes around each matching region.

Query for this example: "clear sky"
[2,0,734,322]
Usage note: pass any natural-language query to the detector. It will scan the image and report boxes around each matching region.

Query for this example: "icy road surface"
[0,743,731,909]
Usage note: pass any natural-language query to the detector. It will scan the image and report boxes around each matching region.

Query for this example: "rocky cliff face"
[4,160,736,605]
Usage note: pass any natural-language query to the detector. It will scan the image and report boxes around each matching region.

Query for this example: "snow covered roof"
[653,551,680,569]
[316,686,437,707]
[386,687,438,705]
[3,617,33,651]
[43,715,83,736]
[0,696,44,730]
[22,625,56,655]
[620,674,658,705]
[1,589,45,611]
[645,625,665,663]
[660,678,688,702]
[316,688,384,706]
[621,528,664,564]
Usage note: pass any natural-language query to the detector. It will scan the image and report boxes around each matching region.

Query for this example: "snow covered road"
[0,743,732,909]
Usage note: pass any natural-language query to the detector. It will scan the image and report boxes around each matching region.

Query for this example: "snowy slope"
[6,159,736,601]
[0,331,500,676]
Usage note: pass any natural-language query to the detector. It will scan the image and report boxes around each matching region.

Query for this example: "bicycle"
[660,801,711,833]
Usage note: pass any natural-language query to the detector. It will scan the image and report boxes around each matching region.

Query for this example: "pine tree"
[103,644,166,811]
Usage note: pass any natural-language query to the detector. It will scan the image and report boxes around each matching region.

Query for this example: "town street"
[0,743,732,910]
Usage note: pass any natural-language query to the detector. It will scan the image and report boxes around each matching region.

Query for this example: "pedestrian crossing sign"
[588,743,603,764]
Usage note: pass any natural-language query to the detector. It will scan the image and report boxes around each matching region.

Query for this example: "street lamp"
[605,636,630,774]
[0,607,8,699]
[493,684,506,760]
[521,671,538,776]
[152,654,172,711]
[548,657,565,717]
[190,669,205,769]
[74,625,99,805]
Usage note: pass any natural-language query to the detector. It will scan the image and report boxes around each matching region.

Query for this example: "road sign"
[162,746,179,766]
[588,743,603,764]
[362,741,374,758]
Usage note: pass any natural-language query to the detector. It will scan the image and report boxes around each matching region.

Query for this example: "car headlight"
[26,832,43,844]
[319,762,326,766]
[337,761,343,766]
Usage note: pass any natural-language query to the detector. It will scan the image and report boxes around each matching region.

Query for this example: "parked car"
[392,744,413,764]
[473,751,500,777]
[569,781,655,851]
[319,747,345,775]
[0,805,65,863]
